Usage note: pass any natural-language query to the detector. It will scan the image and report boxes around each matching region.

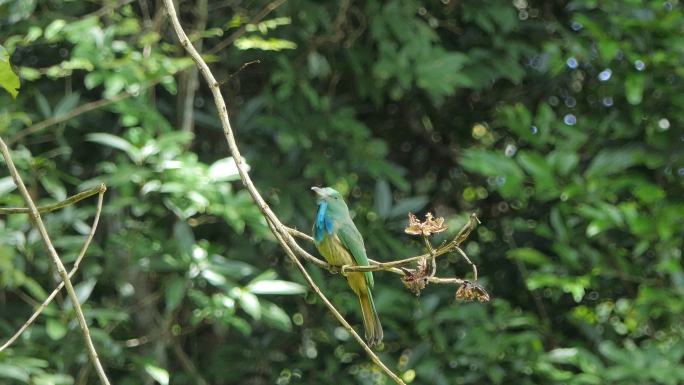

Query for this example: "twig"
[172,338,209,385]
[0,137,111,385]
[218,59,261,86]
[177,0,208,135]
[7,72,188,145]
[0,185,106,352]
[161,2,405,383]
[455,246,477,281]
[8,92,130,145]
[0,185,103,214]
[423,236,437,277]
[207,0,288,55]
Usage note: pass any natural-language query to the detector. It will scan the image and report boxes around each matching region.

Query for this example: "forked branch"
[0,137,111,385]
[0,184,106,352]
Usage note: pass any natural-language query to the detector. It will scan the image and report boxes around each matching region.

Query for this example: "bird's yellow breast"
[316,234,367,296]
[317,234,355,267]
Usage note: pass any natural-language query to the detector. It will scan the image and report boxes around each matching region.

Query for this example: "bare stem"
[0,184,104,215]
[0,137,111,385]
[161,2,406,383]
[0,186,106,352]
[455,246,477,281]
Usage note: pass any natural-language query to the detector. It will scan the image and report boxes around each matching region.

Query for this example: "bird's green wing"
[337,220,374,287]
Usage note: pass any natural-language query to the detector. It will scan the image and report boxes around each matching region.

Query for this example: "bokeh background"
[1,0,683,384]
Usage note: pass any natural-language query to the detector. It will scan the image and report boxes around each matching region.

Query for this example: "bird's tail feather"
[358,290,383,347]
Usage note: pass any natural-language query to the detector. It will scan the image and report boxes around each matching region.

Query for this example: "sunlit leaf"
[144,364,169,385]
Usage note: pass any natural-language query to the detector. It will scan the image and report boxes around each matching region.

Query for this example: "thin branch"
[342,213,480,273]
[177,0,208,135]
[206,0,287,55]
[455,246,477,281]
[7,73,185,146]
[286,225,471,282]
[0,185,106,352]
[161,2,405,383]
[0,137,111,385]
[0,184,104,215]
[172,338,209,385]
[8,92,130,145]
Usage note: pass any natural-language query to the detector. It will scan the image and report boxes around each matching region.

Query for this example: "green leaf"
[235,36,296,51]
[517,151,557,197]
[415,51,470,98]
[585,147,643,178]
[625,73,645,105]
[44,19,66,40]
[46,318,67,340]
[165,276,186,312]
[64,279,96,309]
[374,179,392,219]
[209,157,246,182]
[0,364,29,381]
[507,248,551,266]
[260,301,293,331]
[0,45,20,98]
[238,290,261,319]
[86,133,143,164]
[53,92,80,117]
[460,149,525,198]
[388,196,429,218]
[0,176,16,195]
[247,280,306,295]
[144,364,169,385]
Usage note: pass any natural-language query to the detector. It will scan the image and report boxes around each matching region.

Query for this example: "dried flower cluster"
[455,280,491,302]
[400,258,431,296]
[404,212,448,236]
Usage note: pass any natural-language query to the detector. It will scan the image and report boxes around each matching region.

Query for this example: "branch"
[8,92,130,145]
[8,74,182,145]
[0,185,106,352]
[286,226,471,284]
[161,2,406,383]
[0,184,104,215]
[287,214,480,275]
[0,137,111,385]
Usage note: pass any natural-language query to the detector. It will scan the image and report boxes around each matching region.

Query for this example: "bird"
[311,186,383,346]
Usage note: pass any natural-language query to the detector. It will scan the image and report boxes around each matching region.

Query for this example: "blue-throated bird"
[311,186,383,346]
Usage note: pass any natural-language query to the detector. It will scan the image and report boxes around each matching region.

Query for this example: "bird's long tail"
[358,289,383,347]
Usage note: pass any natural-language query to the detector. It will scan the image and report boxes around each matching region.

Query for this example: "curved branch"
[161,2,406,384]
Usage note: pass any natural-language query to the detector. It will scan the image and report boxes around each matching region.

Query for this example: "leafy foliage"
[1,0,683,385]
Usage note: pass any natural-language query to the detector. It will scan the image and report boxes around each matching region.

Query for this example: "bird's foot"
[340,264,352,277]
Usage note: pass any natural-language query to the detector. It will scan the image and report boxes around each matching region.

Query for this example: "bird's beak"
[311,186,325,196]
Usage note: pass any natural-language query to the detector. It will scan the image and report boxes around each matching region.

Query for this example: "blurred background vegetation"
[1,0,683,384]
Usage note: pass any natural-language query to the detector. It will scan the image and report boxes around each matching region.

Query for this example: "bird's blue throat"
[315,201,334,242]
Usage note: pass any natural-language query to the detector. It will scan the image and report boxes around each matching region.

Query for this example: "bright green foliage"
[0,45,20,98]
[1,1,683,385]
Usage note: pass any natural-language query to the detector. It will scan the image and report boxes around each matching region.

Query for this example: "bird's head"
[311,186,349,212]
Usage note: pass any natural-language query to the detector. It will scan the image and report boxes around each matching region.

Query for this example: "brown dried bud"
[404,212,448,236]
[455,280,490,302]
